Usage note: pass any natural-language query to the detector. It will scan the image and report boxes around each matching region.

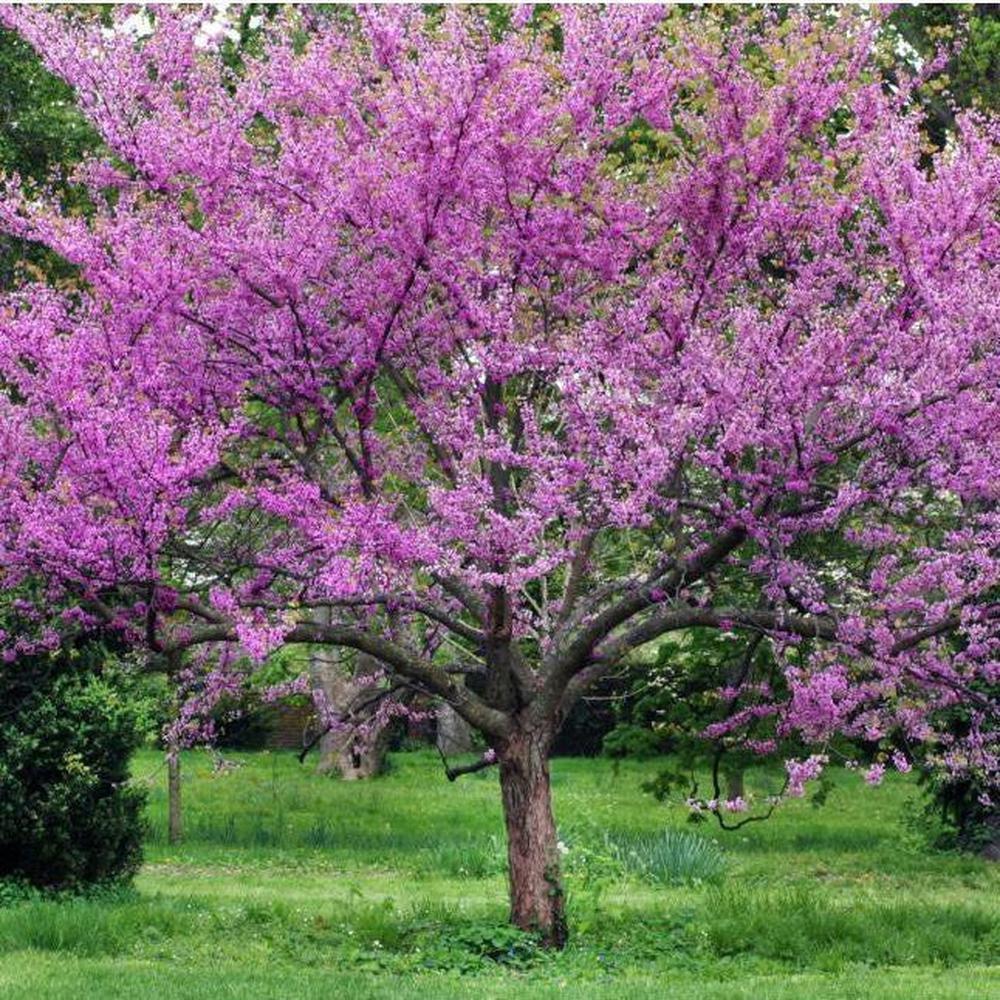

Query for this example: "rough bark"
[498,725,567,948]
[167,747,182,844]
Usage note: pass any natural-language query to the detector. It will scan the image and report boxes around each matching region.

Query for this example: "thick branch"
[444,756,498,782]
[554,531,596,630]
[594,605,837,665]
[535,526,748,721]
[164,619,511,739]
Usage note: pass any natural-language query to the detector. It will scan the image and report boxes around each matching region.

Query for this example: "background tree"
[1,6,999,945]
[888,5,1000,135]
[0,24,97,289]
[605,630,787,803]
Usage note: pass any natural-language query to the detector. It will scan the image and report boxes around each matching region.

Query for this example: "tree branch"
[164,619,511,739]
[534,525,749,721]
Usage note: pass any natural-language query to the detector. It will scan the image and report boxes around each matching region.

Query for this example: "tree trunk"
[726,769,745,802]
[310,648,389,779]
[167,747,182,844]
[498,726,567,948]
[316,719,389,780]
[437,700,475,755]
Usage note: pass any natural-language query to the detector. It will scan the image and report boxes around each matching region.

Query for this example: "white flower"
[248,15,263,30]
[121,12,154,39]
[556,840,569,856]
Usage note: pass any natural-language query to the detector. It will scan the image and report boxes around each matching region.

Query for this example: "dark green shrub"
[0,641,147,889]
[920,763,999,858]
[910,682,999,858]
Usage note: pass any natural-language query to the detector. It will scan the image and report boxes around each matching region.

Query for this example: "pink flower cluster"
[785,755,829,798]
[0,6,995,801]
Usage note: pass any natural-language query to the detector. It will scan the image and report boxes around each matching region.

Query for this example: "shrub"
[920,770,999,858]
[914,691,999,858]
[412,920,544,972]
[0,641,147,889]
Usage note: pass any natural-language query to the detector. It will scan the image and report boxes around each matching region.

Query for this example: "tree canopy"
[1,5,998,943]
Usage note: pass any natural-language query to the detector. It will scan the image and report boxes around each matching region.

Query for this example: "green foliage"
[0,27,96,183]
[601,723,664,760]
[0,26,98,288]
[887,5,1000,153]
[0,878,42,908]
[604,629,789,803]
[0,641,147,889]
[413,920,544,972]
[919,767,998,855]
[890,5,1000,109]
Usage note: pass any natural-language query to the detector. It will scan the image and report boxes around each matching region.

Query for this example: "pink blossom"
[865,763,886,786]
[0,5,995,847]
[785,755,828,798]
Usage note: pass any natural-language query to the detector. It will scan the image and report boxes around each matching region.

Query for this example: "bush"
[914,691,999,858]
[920,770,999,858]
[0,641,147,889]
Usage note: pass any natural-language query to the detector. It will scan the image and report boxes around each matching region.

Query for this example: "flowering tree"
[1,6,999,945]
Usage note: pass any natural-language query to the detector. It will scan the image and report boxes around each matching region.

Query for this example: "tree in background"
[1,7,999,944]
[605,631,785,802]
[0,24,97,289]
[888,5,1000,129]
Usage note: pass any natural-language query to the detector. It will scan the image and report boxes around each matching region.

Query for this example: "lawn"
[0,749,997,998]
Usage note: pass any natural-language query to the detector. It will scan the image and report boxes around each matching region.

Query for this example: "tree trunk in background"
[498,725,567,948]
[981,811,1000,862]
[167,746,182,844]
[436,693,475,756]
[310,649,389,780]
[726,769,745,801]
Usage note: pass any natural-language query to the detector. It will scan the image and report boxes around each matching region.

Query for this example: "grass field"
[1,749,997,998]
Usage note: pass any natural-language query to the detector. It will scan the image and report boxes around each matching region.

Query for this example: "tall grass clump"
[607,829,726,886]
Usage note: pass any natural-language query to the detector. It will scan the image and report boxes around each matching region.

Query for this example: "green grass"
[1,749,997,998]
